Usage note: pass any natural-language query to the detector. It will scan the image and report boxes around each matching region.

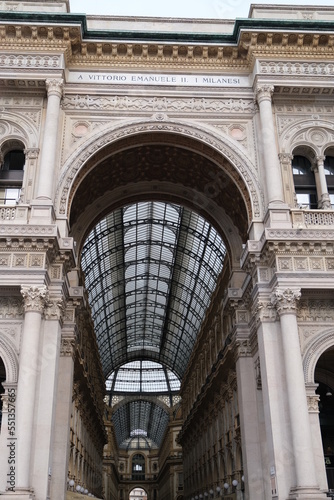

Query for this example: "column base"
[288,486,327,499]
[0,487,35,499]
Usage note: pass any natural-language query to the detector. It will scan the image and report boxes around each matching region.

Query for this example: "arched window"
[292,155,317,209]
[132,454,145,481]
[324,156,334,208]
[0,147,25,205]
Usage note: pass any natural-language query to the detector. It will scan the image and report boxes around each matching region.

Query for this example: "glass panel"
[81,201,226,379]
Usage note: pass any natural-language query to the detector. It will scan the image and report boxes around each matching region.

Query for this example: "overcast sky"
[69,0,334,19]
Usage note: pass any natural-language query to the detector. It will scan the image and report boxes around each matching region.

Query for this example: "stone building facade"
[0,1,334,499]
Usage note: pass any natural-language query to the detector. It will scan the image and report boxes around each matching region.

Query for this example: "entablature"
[1,13,334,72]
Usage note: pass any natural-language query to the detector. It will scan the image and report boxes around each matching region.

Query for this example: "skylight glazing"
[81,201,226,379]
[106,361,180,394]
[112,400,170,450]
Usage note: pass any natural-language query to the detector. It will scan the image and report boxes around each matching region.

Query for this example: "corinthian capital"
[46,78,64,98]
[278,153,293,166]
[255,84,274,103]
[21,285,49,313]
[271,288,301,315]
[44,297,65,321]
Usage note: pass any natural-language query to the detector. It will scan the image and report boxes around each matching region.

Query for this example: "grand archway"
[67,132,252,499]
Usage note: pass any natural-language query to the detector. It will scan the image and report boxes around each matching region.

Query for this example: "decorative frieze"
[0,296,23,318]
[260,61,334,77]
[0,53,62,69]
[20,285,48,313]
[271,288,301,315]
[62,94,256,114]
[297,299,334,322]
[0,96,44,107]
[0,251,46,269]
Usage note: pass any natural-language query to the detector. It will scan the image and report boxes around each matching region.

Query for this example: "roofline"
[1,11,334,43]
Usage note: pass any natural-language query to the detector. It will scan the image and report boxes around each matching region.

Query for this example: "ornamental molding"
[303,328,334,383]
[56,118,263,221]
[0,53,63,69]
[0,330,19,382]
[0,111,39,148]
[271,288,301,315]
[0,95,44,108]
[20,285,48,313]
[0,296,23,319]
[0,224,57,237]
[0,321,21,346]
[279,118,334,155]
[259,61,334,77]
[298,299,334,323]
[62,94,256,115]
[265,229,334,242]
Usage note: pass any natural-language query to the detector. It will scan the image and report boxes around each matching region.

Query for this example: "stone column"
[36,78,63,200]
[31,295,64,500]
[271,288,326,499]
[234,337,265,500]
[256,85,285,206]
[315,156,331,209]
[17,285,48,491]
[50,300,78,499]
[306,384,328,491]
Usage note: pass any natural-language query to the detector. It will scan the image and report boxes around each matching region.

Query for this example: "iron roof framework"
[81,201,226,449]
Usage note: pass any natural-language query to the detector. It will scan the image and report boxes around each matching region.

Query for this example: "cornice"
[1,15,334,70]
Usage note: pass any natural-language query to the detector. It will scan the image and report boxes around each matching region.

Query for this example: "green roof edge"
[0,11,334,43]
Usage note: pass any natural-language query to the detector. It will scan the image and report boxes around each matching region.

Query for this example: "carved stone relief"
[0,297,23,319]
[0,322,22,352]
[62,95,256,115]
[56,121,263,225]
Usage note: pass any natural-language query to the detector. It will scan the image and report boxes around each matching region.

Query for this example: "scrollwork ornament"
[44,297,65,321]
[271,288,301,315]
[20,285,48,313]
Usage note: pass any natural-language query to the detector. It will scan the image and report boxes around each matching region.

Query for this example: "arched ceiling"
[69,137,250,245]
[112,399,169,450]
[81,201,226,379]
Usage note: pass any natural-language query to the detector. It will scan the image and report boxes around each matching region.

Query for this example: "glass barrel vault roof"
[81,201,226,380]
